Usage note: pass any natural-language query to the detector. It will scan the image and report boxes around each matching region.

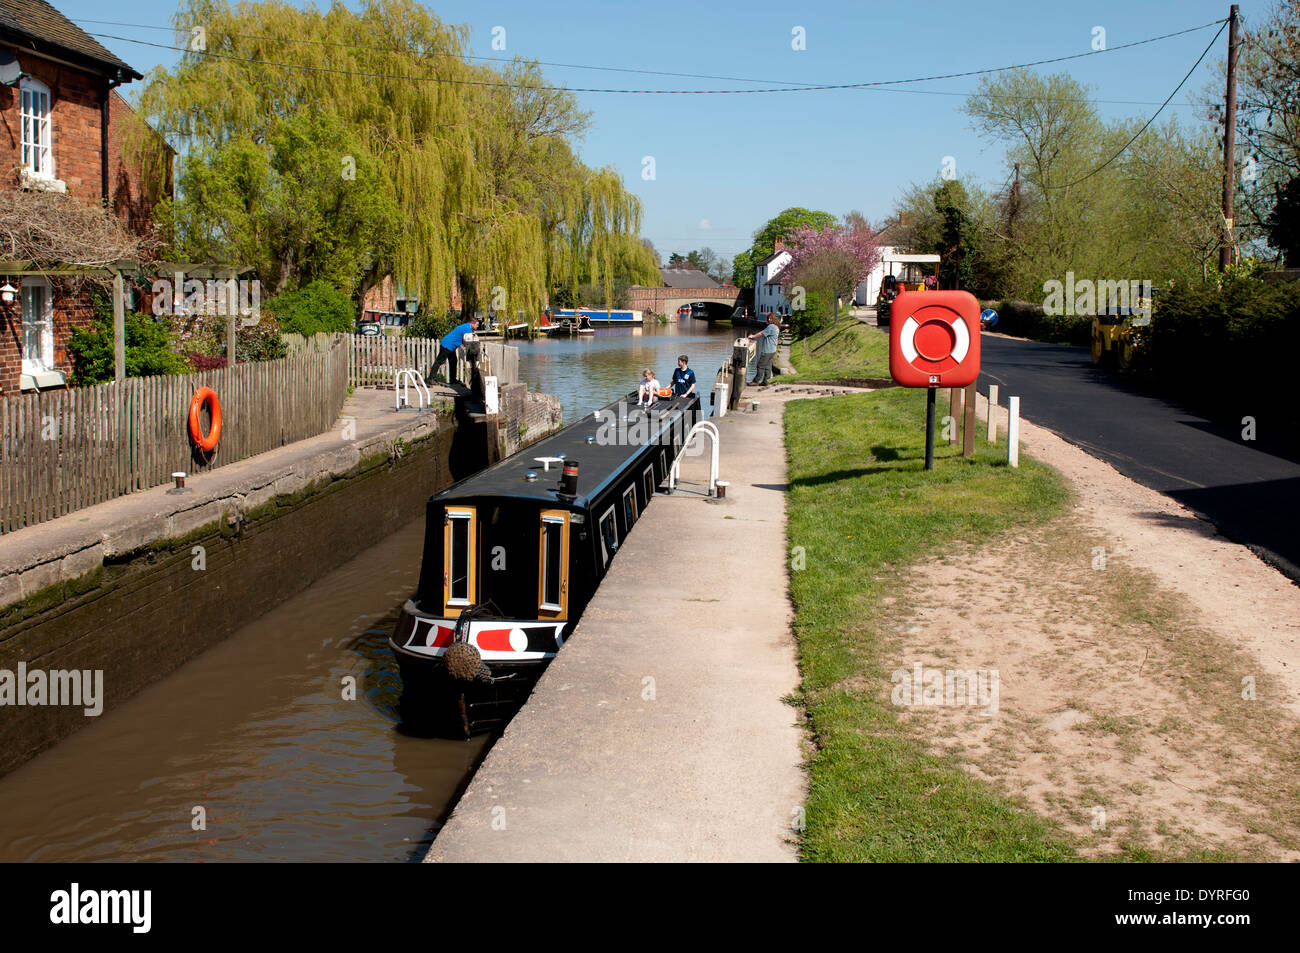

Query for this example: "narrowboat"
[552,307,643,326]
[391,390,703,737]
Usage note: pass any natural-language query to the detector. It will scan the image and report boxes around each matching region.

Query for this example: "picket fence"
[0,337,349,534]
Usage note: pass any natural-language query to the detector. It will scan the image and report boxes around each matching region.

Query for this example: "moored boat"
[391,390,702,736]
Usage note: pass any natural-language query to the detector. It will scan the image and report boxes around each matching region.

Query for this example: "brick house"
[0,0,169,394]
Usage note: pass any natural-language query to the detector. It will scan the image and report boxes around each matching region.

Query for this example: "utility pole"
[1220,4,1241,272]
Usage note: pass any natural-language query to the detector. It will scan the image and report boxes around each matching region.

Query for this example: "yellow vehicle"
[1090,291,1153,370]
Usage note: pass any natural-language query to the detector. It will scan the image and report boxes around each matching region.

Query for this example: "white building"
[754,241,793,316]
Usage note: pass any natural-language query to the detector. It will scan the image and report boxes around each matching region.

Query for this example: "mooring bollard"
[1007,396,1020,468]
[987,384,999,442]
[715,480,729,499]
[750,400,759,413]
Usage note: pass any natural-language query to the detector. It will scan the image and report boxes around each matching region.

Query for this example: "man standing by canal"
[671,354,696,398]
[748,315,780,386]
[428,316,479,385]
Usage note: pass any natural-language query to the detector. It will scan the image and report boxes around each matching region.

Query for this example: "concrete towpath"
[427,391,808,862]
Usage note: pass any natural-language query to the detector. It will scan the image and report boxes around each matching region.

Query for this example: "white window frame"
[597,505,619,568]
[21,277,54,375]
[19,77,54,180]
[642,465,655,505]
[444,507,476,610]
[622,485,638,532]
[539,512,568,615]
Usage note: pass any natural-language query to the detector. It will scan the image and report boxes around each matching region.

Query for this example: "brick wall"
[626,285,741,316]
[0,49,104,199]
[0,45,169,395]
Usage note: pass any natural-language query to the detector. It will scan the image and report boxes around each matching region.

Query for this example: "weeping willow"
[132,0,657,313]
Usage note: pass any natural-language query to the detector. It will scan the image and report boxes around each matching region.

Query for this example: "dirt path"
[883,393,1300,860]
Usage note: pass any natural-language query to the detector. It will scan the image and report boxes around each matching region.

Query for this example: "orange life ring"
[655,387,673,398]
[188,387,222,452]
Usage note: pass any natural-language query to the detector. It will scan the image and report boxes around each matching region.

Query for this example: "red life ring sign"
[888,290,981,388]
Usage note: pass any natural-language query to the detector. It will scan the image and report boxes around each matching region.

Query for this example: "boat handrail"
[667,420,720,496]
[395,368,430,410]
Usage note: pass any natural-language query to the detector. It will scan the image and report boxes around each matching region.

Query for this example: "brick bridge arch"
[626,285,743,319]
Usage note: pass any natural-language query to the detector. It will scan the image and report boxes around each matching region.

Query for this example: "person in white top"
[637,368,661,407]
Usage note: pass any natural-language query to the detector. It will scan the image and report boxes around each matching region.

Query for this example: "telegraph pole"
[1220,4,1241,272]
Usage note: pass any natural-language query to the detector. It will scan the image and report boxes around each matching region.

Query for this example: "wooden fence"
[349,335,517,389]
[0,336,350,534]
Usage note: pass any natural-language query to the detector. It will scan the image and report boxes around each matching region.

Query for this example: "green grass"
[786,387,1078,861]
[786,319,891,381]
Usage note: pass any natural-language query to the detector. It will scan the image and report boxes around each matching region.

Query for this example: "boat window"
[598,505,619,567]
[622,485,638,531]
[444,506,477,611]
[642,465,655,504]
[539,510,569,617]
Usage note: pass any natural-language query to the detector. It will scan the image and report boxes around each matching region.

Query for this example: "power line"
[81,18,1226,96]
[1041,19,1228,190]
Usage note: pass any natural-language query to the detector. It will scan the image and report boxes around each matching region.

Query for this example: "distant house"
[659,265,719,289]
[0,0,169,393]
[754,239,792,317]
[855,221,903,306]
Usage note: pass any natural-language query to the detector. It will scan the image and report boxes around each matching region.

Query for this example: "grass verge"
[786,386,1077,861]
[786,319,891,381]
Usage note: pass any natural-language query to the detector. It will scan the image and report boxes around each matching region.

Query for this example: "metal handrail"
[395,368,430,410]
[668,420,721,496]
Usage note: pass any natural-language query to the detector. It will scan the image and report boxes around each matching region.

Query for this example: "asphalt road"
[978,333,1300,583]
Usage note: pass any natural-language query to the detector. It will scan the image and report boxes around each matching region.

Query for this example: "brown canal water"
[0,317,740,863]
[0,519,488,863]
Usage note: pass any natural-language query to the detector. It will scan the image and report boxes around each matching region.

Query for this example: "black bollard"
[924,387,936,471]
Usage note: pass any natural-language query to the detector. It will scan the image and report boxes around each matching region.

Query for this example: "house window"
[21,279,54,375]
[443,506,477,611]
[20,78,53,179]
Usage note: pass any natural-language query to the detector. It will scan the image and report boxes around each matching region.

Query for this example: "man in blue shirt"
[428,316,479,385]
[671,354,696,398]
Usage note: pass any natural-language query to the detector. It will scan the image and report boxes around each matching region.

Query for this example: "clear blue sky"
[60,0,1262,266]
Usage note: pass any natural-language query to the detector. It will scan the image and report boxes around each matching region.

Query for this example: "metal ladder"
[667,420,721,496]
[395,368,430,410]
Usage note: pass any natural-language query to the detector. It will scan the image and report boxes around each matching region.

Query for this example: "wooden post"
[1219,4,1240,272]
[987,384,999,442]
[1007,396,1020,468]
[962,381,976,458]
[112,270,125,383]
[949,387,961,445]
[226,270,237,366]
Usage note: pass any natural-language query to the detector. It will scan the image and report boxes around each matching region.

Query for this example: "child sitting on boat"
[637,369,661,407]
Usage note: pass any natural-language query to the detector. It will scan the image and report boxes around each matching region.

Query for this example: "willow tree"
[134,0,658,314]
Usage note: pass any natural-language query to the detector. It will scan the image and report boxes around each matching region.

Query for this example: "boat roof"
[431,392,699,507]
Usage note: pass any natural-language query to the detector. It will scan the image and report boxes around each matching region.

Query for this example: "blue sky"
[59,0,1262,266]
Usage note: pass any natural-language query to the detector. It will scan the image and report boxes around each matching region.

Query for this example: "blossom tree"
[777,221,881,330]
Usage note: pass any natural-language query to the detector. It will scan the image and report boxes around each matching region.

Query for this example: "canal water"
[0,317,738,862]
[515,318,743,423]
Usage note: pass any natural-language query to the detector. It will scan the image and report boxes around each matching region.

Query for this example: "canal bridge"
[626,283,744,321]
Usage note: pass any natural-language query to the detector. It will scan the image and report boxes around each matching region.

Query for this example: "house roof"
[660,266,719,289]
[0,0,141,79]
[754,248,790,269]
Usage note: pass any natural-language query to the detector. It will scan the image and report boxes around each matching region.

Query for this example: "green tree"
[1267,176,1300,265]
[732,207,837,288]
[67,293,189,385]
[263,281,356,336]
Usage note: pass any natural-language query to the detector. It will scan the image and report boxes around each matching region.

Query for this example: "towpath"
[427,394,807,862]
